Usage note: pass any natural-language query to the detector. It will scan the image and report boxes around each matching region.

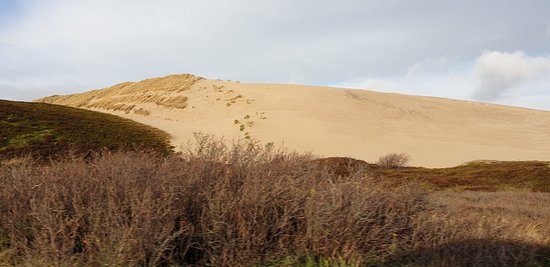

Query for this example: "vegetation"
[376,152,410,169]
[369,160,550,192]
[37,74,202,112]
[134,107,152,116]
[155,95,188,109]
[0,136,548,266]
[316,157,550,192]
[0,100,172,160]
[1,97,549,265]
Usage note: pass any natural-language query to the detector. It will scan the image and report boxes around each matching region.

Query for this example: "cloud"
[334,56,474,101]
[472,51,550,100]
[0,0,549,107]
[334,52,550,111]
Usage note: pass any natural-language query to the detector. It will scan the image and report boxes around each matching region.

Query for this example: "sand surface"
[36,74,550,167]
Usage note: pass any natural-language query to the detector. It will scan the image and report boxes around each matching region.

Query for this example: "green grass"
[369,161,550,192]
[0,99,173,160]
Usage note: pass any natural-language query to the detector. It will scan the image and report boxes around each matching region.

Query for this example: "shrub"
[133,108,151,116]
[0,137,548,266]
[377,152,410,169]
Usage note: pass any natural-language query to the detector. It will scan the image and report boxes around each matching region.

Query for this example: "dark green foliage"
[0,100,172,160]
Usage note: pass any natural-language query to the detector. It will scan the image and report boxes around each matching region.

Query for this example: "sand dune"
[36,74,550,167]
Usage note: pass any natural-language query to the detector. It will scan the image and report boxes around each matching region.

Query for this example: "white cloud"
[0,0,549,111]
[472,51,550,101]
[334,51,550,111]
[334,56,474,101]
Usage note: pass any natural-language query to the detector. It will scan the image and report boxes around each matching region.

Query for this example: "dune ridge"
[36,74,550,167]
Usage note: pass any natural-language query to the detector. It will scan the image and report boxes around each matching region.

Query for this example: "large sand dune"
[36,74,550,167]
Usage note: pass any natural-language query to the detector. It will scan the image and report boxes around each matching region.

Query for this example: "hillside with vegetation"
[0,99,172,160]
[316,157,550,192]
[371,160,550,192]
[0,136,548,266]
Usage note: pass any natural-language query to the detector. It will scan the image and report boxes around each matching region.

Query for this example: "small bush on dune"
[377,152,410,169]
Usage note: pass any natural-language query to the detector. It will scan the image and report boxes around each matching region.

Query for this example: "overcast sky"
[1,0,549,110]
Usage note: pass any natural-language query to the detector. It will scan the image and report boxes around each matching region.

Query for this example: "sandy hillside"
[36,74,550,167]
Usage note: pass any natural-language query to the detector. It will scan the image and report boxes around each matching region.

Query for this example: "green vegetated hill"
[316,157,550,192]
[371,161,550,192]
[0,100,172,160]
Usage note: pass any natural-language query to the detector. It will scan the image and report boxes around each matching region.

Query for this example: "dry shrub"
[394,191,550,266]
[133,108,151,116]
[0,136,548,266]
[314,157,369,178]
[377,152,410,169]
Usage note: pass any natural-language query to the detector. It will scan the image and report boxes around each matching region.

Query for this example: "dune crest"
[36,74,550,167]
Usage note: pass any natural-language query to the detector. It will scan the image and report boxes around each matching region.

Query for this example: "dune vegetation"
[0,135,548,266]
[0,100,172,160]
[370,160,550,192]
[316,157,550,192]
[37,74,203,115]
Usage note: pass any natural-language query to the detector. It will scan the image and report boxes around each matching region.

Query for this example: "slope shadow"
[387,239,550,267]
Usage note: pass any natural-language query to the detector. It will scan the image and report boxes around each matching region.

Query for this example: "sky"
[0,0,549,110]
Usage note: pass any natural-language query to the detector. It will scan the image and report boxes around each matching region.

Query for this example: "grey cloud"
[0,0,549,107]
[472,51,550,101]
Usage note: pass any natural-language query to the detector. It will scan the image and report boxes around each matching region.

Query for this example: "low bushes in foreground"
[0,136,548,266]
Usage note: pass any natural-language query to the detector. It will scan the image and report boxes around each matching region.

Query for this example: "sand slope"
[36,74,550,167]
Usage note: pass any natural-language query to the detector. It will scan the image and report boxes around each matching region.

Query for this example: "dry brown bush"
[377,152,410,169]
[133,108,151,116]
[0,136,548,266]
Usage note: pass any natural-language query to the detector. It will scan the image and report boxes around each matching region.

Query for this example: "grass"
[133,107,152,116]
[0,136,548,266]
[155,95,188,109]
[316,157,550,192]
[0,99,172,160]
[370,160,550,192]
[36,74,202,112]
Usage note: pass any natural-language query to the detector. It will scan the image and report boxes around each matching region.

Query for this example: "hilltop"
[0,100,172,160]
[37,74,550,167]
